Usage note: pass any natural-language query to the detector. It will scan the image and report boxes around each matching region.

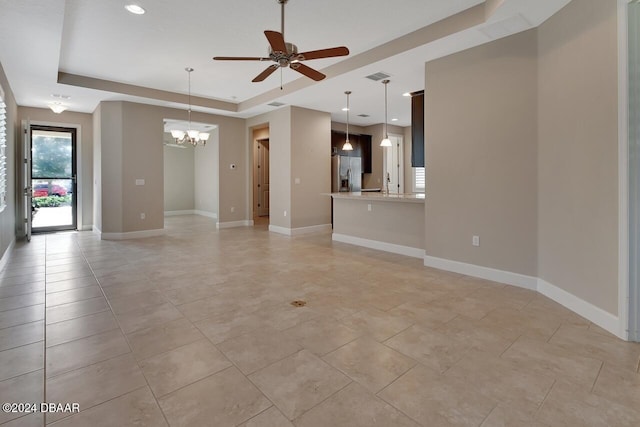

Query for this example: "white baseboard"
[217,220,253,229]
[422,254,624,340]
[165,210,218,219]
[92,225,102,234]
[292,224,332,236]
[99,228,165,240]
[423,255,538,290]
[537,278,621,338]
[194,210,218,219]
[164,210,195,217]
[0,238,16,273]
[78,225,93,231]
[269,224,332,236]
[332,233,425,259]
[269,225,291,235]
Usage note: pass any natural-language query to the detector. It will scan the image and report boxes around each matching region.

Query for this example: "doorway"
[384,134,404,194]
[30,125,77,232]
[254,138,270,218]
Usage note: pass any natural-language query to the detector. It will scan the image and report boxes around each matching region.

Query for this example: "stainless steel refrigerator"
[331,155,361,192]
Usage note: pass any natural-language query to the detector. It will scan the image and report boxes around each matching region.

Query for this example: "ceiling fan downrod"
[278,0,288,39]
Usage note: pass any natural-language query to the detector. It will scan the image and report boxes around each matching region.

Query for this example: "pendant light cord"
[186,67,193,128]
[383,79,389,139]
[346,91,350,141]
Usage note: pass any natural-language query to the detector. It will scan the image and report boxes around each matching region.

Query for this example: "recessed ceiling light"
[402,92,411,97]
[391,118,398,122]
[125,4,145,15]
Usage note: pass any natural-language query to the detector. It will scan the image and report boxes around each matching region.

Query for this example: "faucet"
[384,172,390,195]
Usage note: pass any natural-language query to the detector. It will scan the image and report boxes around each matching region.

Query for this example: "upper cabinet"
[331,131,372,173]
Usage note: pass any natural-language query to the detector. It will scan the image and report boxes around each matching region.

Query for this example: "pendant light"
[342,91,353,151]
[170,67,210,146]
[380,79,392,147]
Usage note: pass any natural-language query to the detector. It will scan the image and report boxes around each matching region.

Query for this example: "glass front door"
[31,126,77,232]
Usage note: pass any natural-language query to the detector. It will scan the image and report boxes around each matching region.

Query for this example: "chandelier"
[170,67,210,146]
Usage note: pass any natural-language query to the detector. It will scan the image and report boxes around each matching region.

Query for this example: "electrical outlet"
[472,235,480,247]
[367,204,372,212]
[140,213,145,220]
[230,207,235,213]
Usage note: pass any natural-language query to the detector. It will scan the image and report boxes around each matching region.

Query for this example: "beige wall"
[0,62,16,259]
[290,106,331,229]
[96,101,244,234]
[17,107,94,232]
[537,0,619,314]
[424,29,539,277]
[247,108,291,229]
[333,198,424,249]
[247,107,331,231]
[121,101,165,232]
[403,126,413,192]
[96,102,124,233]
[163,136,195,212]
[194,128,219,217]
[93,104,102,231]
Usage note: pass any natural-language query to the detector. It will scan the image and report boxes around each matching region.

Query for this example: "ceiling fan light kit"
[213,0,349,83]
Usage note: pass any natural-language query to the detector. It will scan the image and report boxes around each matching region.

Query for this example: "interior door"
[257,139,270,216]
[22,120,31,241]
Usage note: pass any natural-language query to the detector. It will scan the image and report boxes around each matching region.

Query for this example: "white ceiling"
[0,0,571,128]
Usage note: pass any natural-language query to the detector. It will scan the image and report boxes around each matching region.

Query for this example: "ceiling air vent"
[358,114,370,118]
[365,72,391,81]
[267,101,286,107]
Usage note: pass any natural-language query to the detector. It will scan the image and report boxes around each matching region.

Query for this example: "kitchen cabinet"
[331,131,372,173]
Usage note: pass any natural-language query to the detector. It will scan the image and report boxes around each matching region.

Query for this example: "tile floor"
[0,215,639,426]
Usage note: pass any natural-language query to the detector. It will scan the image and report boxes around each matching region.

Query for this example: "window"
[413,167,425,193]
[0,86,6,212]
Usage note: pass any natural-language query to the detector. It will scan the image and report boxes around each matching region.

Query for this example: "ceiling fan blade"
[213,56,270,61]
[252,64,279,82]
[297,46,350,61]
[291,63,325,81]
[264,30,287,53]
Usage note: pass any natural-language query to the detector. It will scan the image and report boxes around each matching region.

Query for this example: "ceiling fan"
[213,0,349,83]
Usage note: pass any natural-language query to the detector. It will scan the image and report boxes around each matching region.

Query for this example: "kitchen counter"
[330,192,425,258]
[330,192,425,204]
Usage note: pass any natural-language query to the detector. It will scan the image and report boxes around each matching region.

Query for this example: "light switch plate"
[135,179,145,186]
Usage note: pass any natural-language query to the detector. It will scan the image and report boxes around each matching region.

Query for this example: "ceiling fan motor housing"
[269,42,298,67]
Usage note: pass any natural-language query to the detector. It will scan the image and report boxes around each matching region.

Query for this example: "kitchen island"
[330,192,425,258]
